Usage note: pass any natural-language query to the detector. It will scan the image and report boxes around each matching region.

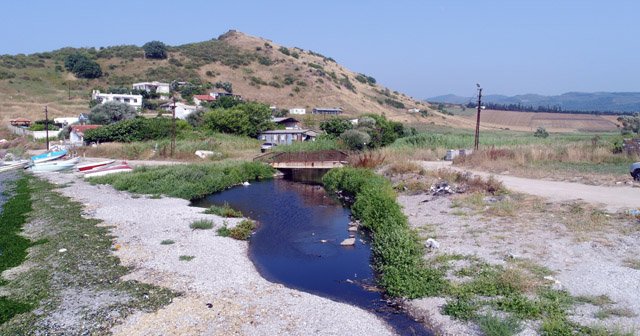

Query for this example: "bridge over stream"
[254,150,349,182]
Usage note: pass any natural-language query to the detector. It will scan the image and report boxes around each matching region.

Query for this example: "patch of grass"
[0,177,176,334]
[0,176,34,323]
[623,258,640,270]
[508,258,554,277]
[477,314,521,336]
[443,296,478,320]
[575,294,614,306]
[204,202,243,218]
[149,194,162,199]
[385,161,424,175]
[189,219,214,230]
[179,255,195,261]
[217,220,256,240]
[0,298,33,324]
[88,161,274,200]
[160,239,175,245]
[494,294,542,319]
[540,317,573,336]
[595,307,637,319]
[487,199,516,217]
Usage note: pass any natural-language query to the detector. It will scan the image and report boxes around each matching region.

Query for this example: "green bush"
[278,46,290,56]
[323,168,447,298]
[88,161,274,200]
[217,220,255,240]
[189,219,214,230]
[84,117,187,143]
[88,101,137,125]
[384,98,405,109]
[203,102,274,138]
[204,202,243,217]
[340,130,370,150]
[64,52,102,78]
[0,69,16,80]
[534,126,549,138]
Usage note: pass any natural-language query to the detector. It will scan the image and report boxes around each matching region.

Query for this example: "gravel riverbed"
[43,172,395,336]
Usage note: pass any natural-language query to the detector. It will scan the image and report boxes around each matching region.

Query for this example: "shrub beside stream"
[88,161,274,200]
[323,167,447,298]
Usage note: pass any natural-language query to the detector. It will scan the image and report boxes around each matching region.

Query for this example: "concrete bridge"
[254,150,349,169]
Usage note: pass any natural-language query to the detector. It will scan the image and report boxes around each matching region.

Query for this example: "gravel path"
[419,161,640,212]
[44,172,395,336]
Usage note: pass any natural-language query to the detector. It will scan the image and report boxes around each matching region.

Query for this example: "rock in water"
[340,238,356,246]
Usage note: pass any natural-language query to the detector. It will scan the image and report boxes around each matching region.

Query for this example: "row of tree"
[466,102,636,116]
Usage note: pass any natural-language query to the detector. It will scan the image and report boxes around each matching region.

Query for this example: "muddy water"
[193,179,431,335]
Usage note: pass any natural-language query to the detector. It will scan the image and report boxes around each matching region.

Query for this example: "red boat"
[83,162,133,178]
[77,159,116,172]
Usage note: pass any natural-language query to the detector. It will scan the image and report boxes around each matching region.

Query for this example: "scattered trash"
[58,248,67,253]
[195,150,217,159]
[320,239,328,243]
[206,303,213,308]
[425,238,440,250]
[242,181,250,186]
[430,181,454,196]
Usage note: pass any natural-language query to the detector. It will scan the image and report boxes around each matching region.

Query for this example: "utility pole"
[170,96,176,157]
[474,84,482,150]
[68,81,71,100]
[44,105,50,151]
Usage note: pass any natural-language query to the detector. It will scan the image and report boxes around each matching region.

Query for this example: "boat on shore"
[31,150,68,164]
[0,160,30,173]
[77,159,116,172]
[30,157,79,173]
[83,162,133,178]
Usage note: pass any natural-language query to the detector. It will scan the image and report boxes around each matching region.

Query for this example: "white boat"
[30,157,79,172]
[77,159,116,172]
[83,162,133,178]
[0,160,29,173]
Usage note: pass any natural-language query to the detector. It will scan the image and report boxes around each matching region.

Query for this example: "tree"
[203,102,273,137]
[340,129,370,150]
[143,41,168,59]
[617,114,640,135]
[88,101,136,125]
[533,126,549,138]
[64,52,102,79]
[320,118,353,138]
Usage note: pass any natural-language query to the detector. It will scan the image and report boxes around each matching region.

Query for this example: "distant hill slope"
[0,30,432,124]
[428,92,640,113]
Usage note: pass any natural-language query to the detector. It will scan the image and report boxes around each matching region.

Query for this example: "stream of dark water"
[193,179,432,335]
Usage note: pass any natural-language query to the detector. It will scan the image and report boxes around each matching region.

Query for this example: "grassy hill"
[0,30,434,125]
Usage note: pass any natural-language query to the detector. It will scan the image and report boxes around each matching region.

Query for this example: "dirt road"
[419,161,640,212]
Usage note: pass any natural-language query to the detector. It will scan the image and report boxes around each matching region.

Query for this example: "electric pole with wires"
[474,84,482,150]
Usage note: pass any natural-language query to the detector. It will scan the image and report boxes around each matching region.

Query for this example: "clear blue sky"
[1,0,639,98]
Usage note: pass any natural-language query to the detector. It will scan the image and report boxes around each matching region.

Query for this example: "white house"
[53,117,79,126]
[132,81,170,94]
[289,108,306,115]
[92,90,143,110]
[162,102,198,120]
[69,125,101,145]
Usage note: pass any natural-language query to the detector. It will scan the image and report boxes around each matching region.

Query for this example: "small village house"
[132,81,170,94]
[272,117,301,129]
[160,102,198,120]
[92,90,143,110]
[9,118,31,127]
[193,94,215,106]
[289,108,306,115]
[210,91,242,100]
[312,107,343,115]
[70,125,101,145]
[259,129,317,145]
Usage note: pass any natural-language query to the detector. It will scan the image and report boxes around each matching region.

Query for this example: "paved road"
[419,161,640,212]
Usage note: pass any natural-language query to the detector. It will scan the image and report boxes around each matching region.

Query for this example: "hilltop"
[0,30,432,124]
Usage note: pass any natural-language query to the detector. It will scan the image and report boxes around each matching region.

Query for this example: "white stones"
[425,238,440,250]
[195,150,215,159]
[340,238,356,246]
[58,248,67,253]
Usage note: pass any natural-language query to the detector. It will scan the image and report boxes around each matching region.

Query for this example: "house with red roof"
[193,94,215,106]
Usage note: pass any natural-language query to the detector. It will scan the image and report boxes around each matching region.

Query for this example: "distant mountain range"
[427,92,640,113]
